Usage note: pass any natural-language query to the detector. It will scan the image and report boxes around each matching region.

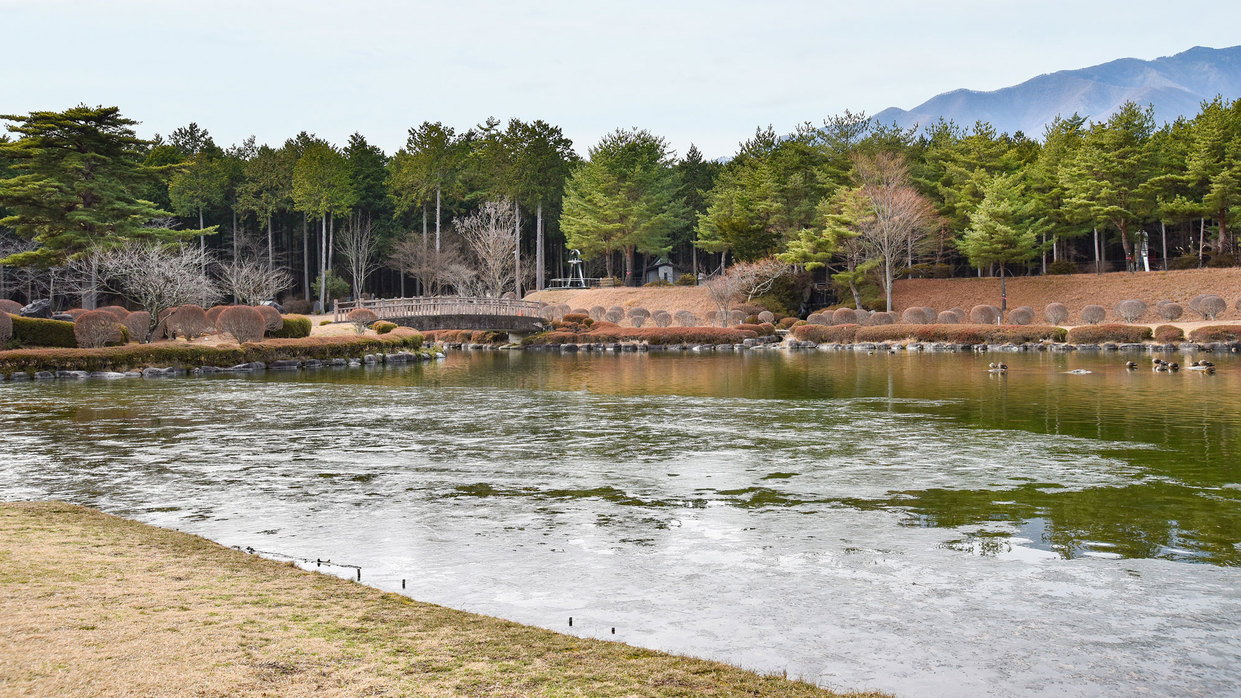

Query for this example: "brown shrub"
[254,305,284,333]
[218,306,267,344]
[757,310,775,324]
[1043,302,1068,325]
[0,299,22,315]
[936,310,959,324]
[0,311,11,344]
[604,306,625,323]
[1065,324,1152,344]
[345,308,379,333]
[168,305,210,339]
[872,311,896,325]
[1080,305,1105,325]
[855,324,1065,345]
[792,324,858,343]
[901,307,927,324]
[562,313,591,324]
[1188,325,1241,342]
[1200,295,1227,320]
[673,310,699,327]
[777,316,799,329]
[123,311,152,344]
[98,305,130,321]
[1189,294,1208,317]
[968,305,995,324]
[1153,325,1185,342]
[831,307,857,325]
[1115,299,1147,323]
[588,306,606,321]
[74,310,124,349]
[570,308,589,316]
[1157,301,1183,322]
[806,312,827,325]
[64,308,89,320]
[627,307,651,327]
[652,310,672,328]
[205,305,232,329]
[1008,306,1035,325]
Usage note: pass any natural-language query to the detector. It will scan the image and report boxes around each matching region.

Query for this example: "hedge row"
[1188,325,1241,342]
[423,329,510,344]
[526,326,751,346]
[0,333,423,375]
[266,314,312,339]
[1064,324,1153,344]
[791,324,860,343]
[6,315,78,348]
[845,324,1067,344]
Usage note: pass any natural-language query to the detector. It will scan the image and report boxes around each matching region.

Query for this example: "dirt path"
[0,502,874,697]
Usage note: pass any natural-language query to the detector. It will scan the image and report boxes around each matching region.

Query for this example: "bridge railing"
[333,296,544,323]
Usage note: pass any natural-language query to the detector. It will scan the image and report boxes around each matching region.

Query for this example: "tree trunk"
[327,213,335,274]
[884,258,893,312]
[1093,227,1100,275]
[1040,233,1046,275]
[1119,221,1134,273]
[84,256,97,310]
[318,213,328,311]
[535,200,544,291]
[267,214,274,269]
[435,186,441,254]
[232,206,238,262]
[198,206,205,273]
[1161,221,1168,271]
[624,246,636,286]
[1218,208,1229,254]
[302,213,310,300]
[604,250,614,279]
[1199,218,1206,265]
[999,264,1006,324]
[849,280,863,309]
[514,200,521,298]
[422,203,429,296]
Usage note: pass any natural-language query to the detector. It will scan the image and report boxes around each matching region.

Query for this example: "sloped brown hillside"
[891,268,1241,324]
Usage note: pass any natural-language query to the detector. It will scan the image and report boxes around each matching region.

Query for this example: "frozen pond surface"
[2,350,1240,696]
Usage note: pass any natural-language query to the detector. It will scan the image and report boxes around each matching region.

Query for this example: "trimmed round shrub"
[570,308,590,316]
[757,310,775,324]
[777,316,799,329]
[832,307,858,325]
[0,310,11,344]
[1044,303,1068,325]
[604,306,625,324]
[218,306,267,343]
[950,307,967,323]
[0,299,22,314]
[652,310,672,328]
[123,311,152,344]
[870,311,896,326]
[74,310,124,349]
[806,312,827,325]
[970,305,998,324]
[588,306,606,321]
[562,313,591,325]
[1200,295,1227,320]
[1189,294,1208,318]
[168,304,210,339]
[674,310,699,327]
[373,321,397,335]
[205,304,232,329]
[64,308,89,320]
[344,308,379,333]
[1115,299,1147,323]
[917,307,937,324]
[1153,325,1185,343]
[936,310,959,324]
[267,314,312,339]
[538,305,558,320]
[254,304,284,333]
[98,305,130,321]
[1080,305,1105,325]
[728,309,746,325]
[1157,301,1183,322]
[627,307,651,328]
[1009,306,1035,325]
[901,307,927,324]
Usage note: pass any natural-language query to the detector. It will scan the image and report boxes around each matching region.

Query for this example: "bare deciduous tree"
[703,258,790,326]
[88,243,220,342]
[217,258,293,306]
[338,218,380,300]
[853,153,939,311]
[455,199,518,298]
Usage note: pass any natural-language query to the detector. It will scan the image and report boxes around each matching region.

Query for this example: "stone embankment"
[0,351,443,382]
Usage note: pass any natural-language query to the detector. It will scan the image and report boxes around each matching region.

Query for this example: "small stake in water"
[611,627,615,635]
[402,579,406,589]
[568,617,573,627]
[357,568,361,581]
[316,558,321,568]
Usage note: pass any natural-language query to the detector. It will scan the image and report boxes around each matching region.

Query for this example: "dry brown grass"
[893,267,1241,326]
[0,502,877,698]
[526,287,717,321]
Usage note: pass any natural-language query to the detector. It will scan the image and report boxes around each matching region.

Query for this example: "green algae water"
[2,350,1240,696]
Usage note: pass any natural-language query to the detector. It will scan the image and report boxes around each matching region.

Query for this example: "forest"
[1,96,1239,313]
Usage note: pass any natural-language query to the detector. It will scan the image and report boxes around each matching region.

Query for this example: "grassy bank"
[0,503,875,697]
[0,333,425,375]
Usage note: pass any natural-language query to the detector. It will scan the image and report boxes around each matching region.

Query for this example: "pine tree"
[0,106,206,268]
[958,173,1047,318]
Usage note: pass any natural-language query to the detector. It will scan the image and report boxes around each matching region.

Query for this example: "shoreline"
[0,501,874,697]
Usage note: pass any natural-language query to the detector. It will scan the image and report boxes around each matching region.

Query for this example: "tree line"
[1,97,1239,311]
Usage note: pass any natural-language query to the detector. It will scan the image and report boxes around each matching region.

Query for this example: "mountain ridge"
[873,45,1241,137]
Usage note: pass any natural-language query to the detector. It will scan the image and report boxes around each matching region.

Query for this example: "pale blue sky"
[5,0,1241,159]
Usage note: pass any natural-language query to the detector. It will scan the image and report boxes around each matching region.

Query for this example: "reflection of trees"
[894,483,1241,565]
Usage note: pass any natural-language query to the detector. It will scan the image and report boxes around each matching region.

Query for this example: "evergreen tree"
[293,142,355,309]
[958,173,1048,318]
[237,144,294,267]
[168,150,228,265]
[0,106,205,268]
[562,128,687,285]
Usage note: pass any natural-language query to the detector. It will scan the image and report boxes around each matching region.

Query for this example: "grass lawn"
[0,502,881,697]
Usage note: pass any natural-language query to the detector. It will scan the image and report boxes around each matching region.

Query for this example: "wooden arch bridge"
[333,296,546,334]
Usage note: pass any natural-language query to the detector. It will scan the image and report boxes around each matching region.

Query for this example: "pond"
[2,350,1240,696]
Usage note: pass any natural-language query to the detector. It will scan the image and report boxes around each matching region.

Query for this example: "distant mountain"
[873,45,1241,137]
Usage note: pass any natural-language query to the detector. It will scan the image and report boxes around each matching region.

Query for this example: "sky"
[4,0,1241,160]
